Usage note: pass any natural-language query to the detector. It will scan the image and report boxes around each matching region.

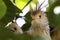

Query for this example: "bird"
[26,1,51,40]
[6,22,23,34]
[5,15,24,34]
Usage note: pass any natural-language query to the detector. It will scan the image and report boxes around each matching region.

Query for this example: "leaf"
[10,0,30,10]
[0,0,22,28]
[0,28,14,40]
[0,0,7,20]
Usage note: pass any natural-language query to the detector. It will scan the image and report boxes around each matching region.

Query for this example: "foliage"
[48,0,60,29]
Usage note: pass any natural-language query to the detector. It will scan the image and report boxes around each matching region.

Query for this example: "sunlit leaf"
[10,0,30,10]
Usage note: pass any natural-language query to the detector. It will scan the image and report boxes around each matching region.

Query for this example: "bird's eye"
[14,27,17,30]
[39,15,41,18]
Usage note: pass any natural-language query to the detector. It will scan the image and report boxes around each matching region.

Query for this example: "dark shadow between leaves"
[0,0,22,28]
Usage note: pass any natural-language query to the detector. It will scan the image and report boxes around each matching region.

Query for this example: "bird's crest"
[31,0,46,16]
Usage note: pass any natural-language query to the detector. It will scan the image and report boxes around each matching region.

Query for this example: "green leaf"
[0,28,14,40]
[0,0,22,28]
[0,27,33,40]
[0,0,7,20]
[10,0,30,10]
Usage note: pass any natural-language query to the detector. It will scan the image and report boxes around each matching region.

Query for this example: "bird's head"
[31,0,48,26]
